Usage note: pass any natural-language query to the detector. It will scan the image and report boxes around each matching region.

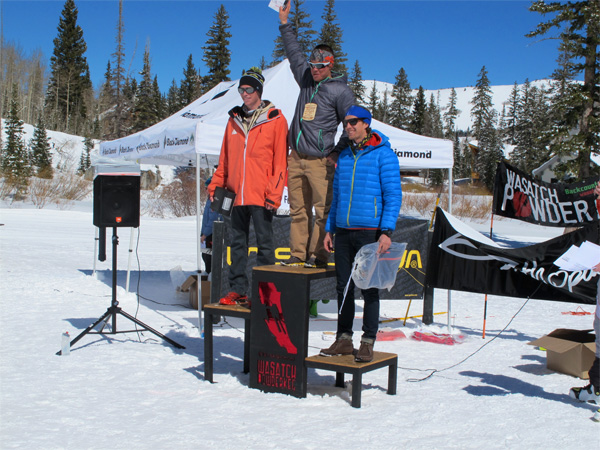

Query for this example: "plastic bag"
[351,242,407,291]
[170,265,187,292]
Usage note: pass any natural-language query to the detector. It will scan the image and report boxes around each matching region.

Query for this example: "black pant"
[202,234,213,274]
[333,228,380,340]
[229,205,274,296]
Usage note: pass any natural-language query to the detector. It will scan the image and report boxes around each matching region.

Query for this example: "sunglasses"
[238,86,256,94]
[343,118,364,127]
[308,62,330,70]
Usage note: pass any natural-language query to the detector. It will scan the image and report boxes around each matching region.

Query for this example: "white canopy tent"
[99,59,454,331]
[100,60,453,168]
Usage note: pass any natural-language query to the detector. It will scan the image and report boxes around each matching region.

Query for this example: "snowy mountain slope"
[366,79,554,132]
[0,119,174,184]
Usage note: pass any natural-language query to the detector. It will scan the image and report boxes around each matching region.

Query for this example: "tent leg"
[125,227,135,292]
[93,227,98,278]
[447,168,453,333]
[196,153,204,337]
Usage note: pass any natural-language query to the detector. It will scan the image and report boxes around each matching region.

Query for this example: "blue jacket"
[326,130,402,232]
[201,198,222,236]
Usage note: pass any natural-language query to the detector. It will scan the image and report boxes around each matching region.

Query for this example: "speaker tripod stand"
[57,227,184,355]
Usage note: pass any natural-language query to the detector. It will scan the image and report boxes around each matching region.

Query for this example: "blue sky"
[1,0,567,93]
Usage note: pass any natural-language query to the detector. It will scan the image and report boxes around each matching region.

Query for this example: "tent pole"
[447,168,453,333]
[196,153,204,338]
[482,213,495,339]
[125,227,135,292]
[93,227,98,278]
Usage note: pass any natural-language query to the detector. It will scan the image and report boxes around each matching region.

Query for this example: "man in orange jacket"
[208,68,288,306]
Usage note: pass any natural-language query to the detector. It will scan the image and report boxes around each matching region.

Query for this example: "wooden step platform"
[305,351,398,408]
[203,303,251,383]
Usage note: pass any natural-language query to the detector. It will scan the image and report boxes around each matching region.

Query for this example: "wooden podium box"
[249,265,335,398]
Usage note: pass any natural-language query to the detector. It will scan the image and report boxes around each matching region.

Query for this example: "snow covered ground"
[1,201,598,449]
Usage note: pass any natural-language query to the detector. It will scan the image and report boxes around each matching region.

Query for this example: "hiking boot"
[304,256,328,269]
[320,336,354,357]
[219,292,249,307]
[281,256,305,267]
[569,384,600,404]
[355,339,374,362]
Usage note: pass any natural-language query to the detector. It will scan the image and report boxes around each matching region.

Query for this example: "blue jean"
[333,228,380,340]
[229,205,274,295]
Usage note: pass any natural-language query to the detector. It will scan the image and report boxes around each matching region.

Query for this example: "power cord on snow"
[404,284,542,382]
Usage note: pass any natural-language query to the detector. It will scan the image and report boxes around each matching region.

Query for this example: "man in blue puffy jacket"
[321,106,402,362]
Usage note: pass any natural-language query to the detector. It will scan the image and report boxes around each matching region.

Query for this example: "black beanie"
[239,69,265,96]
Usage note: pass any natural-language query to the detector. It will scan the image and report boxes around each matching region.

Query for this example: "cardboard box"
[528,328,596,379]
[180,275,210,310]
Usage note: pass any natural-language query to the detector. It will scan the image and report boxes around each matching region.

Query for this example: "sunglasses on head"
[343,118,364,127]
[308,62,330,70]
[238,86,256,94]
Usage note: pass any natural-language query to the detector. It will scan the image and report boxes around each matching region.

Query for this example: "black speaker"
[93,175,140,228]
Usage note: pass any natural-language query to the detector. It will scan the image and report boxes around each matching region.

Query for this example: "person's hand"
[324,232,334,253]
[593,261,600,273]
[200,235,206,243]
[594,181,600,197]
[209,194,214,202]
[279,1,291,24]
[265,203,275,211]
[377,234,392,254]
[326,152,339,166]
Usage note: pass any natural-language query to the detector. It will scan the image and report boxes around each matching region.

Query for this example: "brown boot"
[355,338,374,362]
[320,335,354,356]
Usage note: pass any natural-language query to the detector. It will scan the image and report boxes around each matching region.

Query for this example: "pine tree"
[317,0,347,74]
[153,76,165,121]
[546,37,582,179]
[410,86,427,135]
[180,54,202,106]
[390,68,413,130]
[78,136,93,175]
[30,115,53,179]
[98,61,115,132]
[348,60,366,106]
[378,90,391,124]
[470,66,494,142]
[273,0,316,64]
[132,45,160,133]
[102,0,130,140]
[528,0,600,178]
[259,56,268,71]
[443,88,460,139]
[44,0,92,135]
[202,5,232,91]
[166,79,182,115]
[2,85,31,195]
[470,66,503,189]
[452,134,468,179]
[504,82,520,145]
[429,94,446,185]
[425,94,444,138]
[475,110,504,191]
[368,82,379,119]
[510,81,553,173]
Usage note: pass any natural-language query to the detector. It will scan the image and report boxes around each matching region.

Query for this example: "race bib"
[302,103,317,121]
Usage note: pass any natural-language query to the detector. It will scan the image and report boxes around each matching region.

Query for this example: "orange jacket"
[209,101,288,209]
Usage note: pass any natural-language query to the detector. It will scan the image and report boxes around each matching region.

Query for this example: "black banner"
[492,161,599,227]
[426,208,599,304]
[217,216,429,300]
